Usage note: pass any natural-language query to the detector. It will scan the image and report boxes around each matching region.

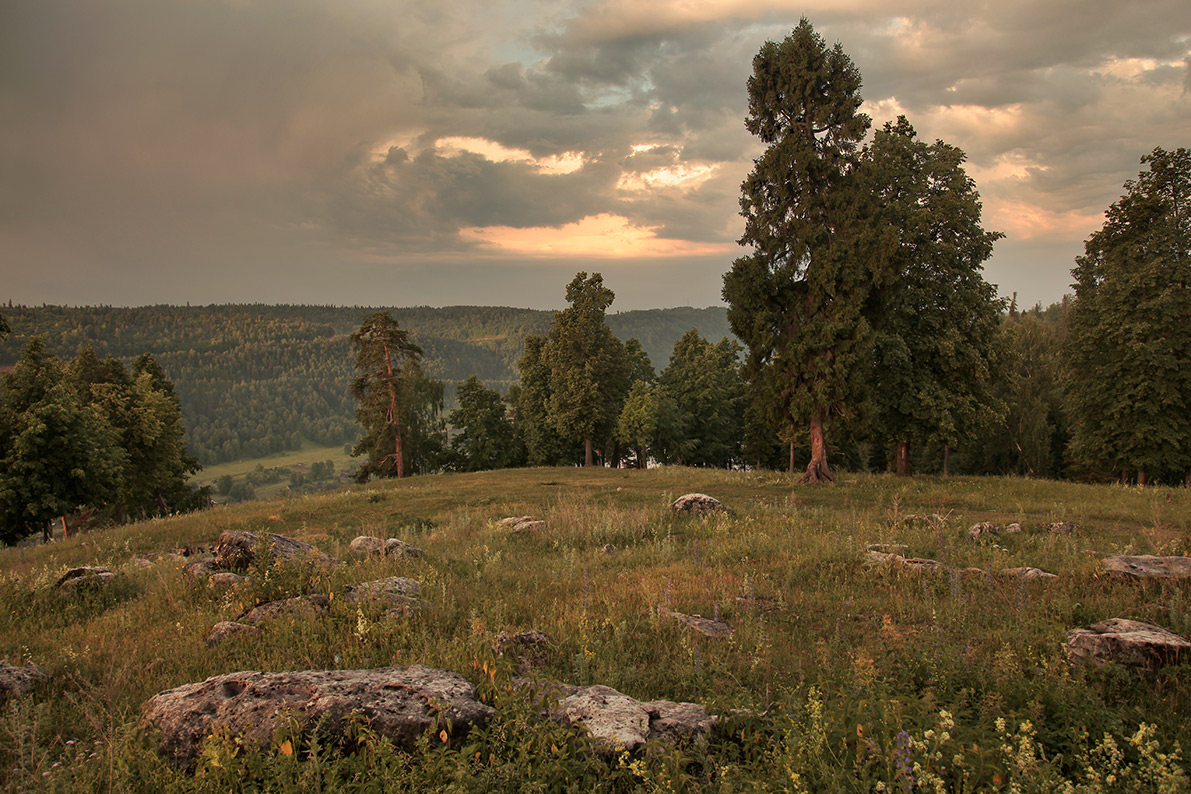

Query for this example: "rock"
[205,621,262,647]
[208,572,248,591]
[670,494,732,515]
[1047,521,1076,535]
[213,530,337,572]
[661,609,733,638]
[600,544,617,554]
[0,660,48,703]
[510,519,545,534]
[557,685,716,752]
[866,550,944,574]
[182,559,220,584]
[866,543,910,554]
[238,594,332,626]
[1005,523,1023,534]
[142,665,495,764]
[1101,555,1191,580]
[999,567,1058,581]
[497,516,535,527]
[349,536,386,557]
[1064,619,1191,672]
[348,577,420,600]
[494,630,552,672]
[966,522,999,539]
[56,566,115,591]
[384,539,424,558]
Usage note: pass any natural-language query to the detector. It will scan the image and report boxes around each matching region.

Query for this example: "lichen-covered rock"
[494,630,552,672]
[1004,523,1023,534]
[558,685,716,752]
[384,539,424,558]
[670,494,732,515]
[56,567,115,591]
[661,608,733,638]
[208,572,248,591]
[1101,555,1191,580]
[1064,619,1191,672]
[182,559,220,584]
[213,530,337,572]
[0,660,48,703]
[238,593,332,626]
[142,665,495,764]
[866,551,944,574]
[349,536,386,557]
[205,621,262,647]
[966,522,999,539]
[999,567,1058,581]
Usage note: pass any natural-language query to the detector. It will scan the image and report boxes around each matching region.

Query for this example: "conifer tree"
[513,336,581,466]
[449,375,522,472]
[866,117,1005,475]
[1066,147,1191,485]
[723,18,877,483]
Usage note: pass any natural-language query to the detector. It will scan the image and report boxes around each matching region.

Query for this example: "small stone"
[207,572,248,591]
[670,494,733,515]
[384,538,424,558]
[999,567,1058,581]
[966,522,999,540]
[497,516,535,527]
[601,544,617,554]
[1047,521,1076,535]
[205,621,261,647]
[661,608,733,638]
[511,520,546,534]
[866,543,910,554]
[0,660,48,703]
[1004,523,1023,534]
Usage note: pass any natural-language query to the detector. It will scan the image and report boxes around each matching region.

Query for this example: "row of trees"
[0,335,205,544]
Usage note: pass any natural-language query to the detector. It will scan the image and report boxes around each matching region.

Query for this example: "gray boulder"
[208,572,249,591]
[558,685,716,752]
[1065,618,1191,672]
[1101,555,1191,580]
[205,621,262,647]
[142,665,495,764]
[966,522,999,540]
[182,559,220,585]
[661,609,733,638]
[213,530,337,572]
[348,536,386,557]
[56,566,115,591]
[670,494,732,515]
[0,660,48,703]
[238,593,332,626]
[384,538,424,558]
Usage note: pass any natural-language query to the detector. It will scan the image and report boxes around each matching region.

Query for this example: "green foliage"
[723,19,879,481]
[653,330,745,467]
[350,312,445,480]
[543,273,635,466]
[615,380,658,468]
[512,337,582,467]
[449,376,524,472]
[1066,147,1191,484]
[866,117,1006,472]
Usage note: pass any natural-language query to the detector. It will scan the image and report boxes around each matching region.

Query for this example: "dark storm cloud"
[2,0,1189,309]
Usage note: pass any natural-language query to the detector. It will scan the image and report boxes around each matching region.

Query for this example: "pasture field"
[2,468,1189,792]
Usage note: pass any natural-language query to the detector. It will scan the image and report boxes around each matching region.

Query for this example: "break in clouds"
[2,0,1189,308]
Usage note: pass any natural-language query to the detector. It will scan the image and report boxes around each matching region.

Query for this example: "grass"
[2,468,1190,792]
[191,440,358,502]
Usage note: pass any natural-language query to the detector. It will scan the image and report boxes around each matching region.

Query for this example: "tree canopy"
[1066,146,1191,485]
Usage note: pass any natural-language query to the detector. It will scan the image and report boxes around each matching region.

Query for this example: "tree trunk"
[788,441,795,474]
[43,520,53,544]
[585,438,593,467]
[1138,469,1147,487]
[895,441,911,476]
[800,410,835,484]
[943,445,951,476]
[383,342,405,479]
[61,516,69,539]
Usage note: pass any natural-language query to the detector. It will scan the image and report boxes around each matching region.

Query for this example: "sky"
[2,1,1189,312]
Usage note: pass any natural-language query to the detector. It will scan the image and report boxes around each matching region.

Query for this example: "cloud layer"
[2,0,1189,309]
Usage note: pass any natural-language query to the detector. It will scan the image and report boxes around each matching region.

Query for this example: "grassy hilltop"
[2,468,1190,792]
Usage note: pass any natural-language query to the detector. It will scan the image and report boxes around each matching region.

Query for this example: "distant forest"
[0,304,731,466]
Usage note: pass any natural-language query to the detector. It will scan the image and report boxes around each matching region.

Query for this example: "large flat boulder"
[1064,619,1191,672]
[238,593,332,626]
[56,566,115,591]
[1101,555,1191,580]
[557,685,716,752]
[142,665,495,764]
[214,530,337,572]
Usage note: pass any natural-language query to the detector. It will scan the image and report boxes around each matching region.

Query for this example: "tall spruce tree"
[543,272,630,467]
[513,336,580,466]
[722,19,876,483]
[1066,147,1191,485]
[866,117,1005,475]
[448,375,522,472]
[654,330,745,467]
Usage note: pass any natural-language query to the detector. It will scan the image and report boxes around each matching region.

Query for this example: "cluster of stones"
[864,546,1058,581]
[965,521,1075,540]
[348,535,424,559]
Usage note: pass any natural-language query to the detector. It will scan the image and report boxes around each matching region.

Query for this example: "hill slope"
[2,468,1188,791]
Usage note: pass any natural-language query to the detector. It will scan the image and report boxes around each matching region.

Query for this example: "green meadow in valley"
[2,467,1190,792]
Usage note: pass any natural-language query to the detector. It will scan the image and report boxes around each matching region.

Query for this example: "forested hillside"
[0,304,731,466]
